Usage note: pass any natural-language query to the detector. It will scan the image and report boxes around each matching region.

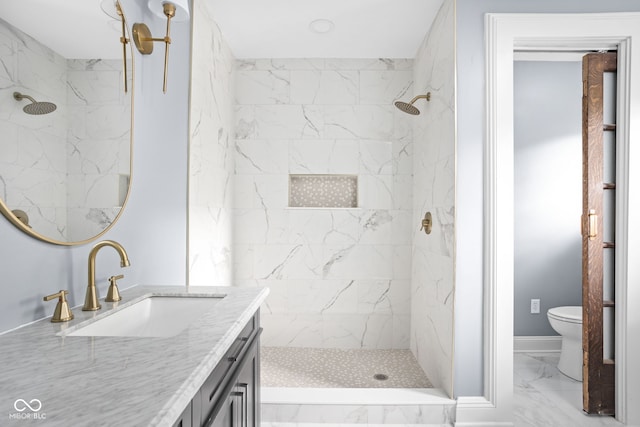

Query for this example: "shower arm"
[408,93,431,105]
[13,93,37,103]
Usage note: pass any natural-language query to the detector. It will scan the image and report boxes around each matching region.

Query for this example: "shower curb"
[262,387,456,424]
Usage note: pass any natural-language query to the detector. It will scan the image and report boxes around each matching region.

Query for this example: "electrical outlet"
[531,299,540,314]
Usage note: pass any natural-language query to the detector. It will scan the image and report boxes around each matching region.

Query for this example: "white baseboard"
[453,421,513,427]
[455,423,514,427]
[454,396,514,427]
[513,336,562,353]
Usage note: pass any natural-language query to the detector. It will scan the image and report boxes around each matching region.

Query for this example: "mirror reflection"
[0,1,133,244]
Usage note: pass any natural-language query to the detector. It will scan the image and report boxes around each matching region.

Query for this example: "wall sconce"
[115,2,129,93]
[132,0,190,93]
[100,0,130,93]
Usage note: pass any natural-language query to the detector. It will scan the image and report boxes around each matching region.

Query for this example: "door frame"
[456,12,640,426]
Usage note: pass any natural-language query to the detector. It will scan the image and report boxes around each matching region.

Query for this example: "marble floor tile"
[514,353,623,427]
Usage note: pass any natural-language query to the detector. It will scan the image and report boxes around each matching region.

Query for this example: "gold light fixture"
[99,0,130,93]
[115,1,129,93]
[132,0,190,93]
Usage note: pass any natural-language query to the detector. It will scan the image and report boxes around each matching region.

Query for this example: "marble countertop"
[0,285,269,426]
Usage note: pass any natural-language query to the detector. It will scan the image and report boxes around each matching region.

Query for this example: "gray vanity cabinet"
[173,401,193,427]
[173,311,261,427]
[207,341,259,427]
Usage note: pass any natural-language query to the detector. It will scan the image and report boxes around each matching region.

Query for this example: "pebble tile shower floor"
[261,347,432,388]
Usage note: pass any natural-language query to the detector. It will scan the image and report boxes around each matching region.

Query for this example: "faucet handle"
[43,290,74,323]
[105,275,124,302]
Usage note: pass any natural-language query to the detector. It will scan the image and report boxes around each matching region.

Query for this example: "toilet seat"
[547,306,582,324]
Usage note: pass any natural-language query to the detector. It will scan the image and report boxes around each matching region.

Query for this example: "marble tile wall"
[65,58,131,242]
[188,2,236,285]
[233,58,415,349]
[0,18,129,241]
[409,0,456,396]
[0,18,68,238]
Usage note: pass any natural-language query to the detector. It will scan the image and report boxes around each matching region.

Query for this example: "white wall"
[410,0,456,397]
[0,0,190,333]
[233,58,414,349]
[188,0,236,287]
[455,0,640,397]
[513,60,583,336]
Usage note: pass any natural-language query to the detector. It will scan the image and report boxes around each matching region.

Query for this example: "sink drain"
[373,373,389,381]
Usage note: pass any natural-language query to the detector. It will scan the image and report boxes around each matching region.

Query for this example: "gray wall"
[454,0,640,397]
[513,60,582,336]
[0,0,190,333]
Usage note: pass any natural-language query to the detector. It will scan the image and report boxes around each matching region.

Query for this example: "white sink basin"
[63,295,225,338]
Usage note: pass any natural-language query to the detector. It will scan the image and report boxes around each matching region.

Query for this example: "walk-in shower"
[13,92,57,115]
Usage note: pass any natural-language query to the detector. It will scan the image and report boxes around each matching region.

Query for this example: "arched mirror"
[0,0,134,245]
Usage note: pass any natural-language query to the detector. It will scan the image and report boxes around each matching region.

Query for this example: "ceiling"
[209,0,445,58]
[2,0,444,60]
[2,0,124,59]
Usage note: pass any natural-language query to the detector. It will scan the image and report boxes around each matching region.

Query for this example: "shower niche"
[288,174,358,208]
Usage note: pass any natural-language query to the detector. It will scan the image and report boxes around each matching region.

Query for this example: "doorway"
[512,55,617,424]
[513,57,584,424]
[456,12,640,427]
[513,58,583,340]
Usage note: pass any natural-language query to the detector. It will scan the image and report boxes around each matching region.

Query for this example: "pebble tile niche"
[289,174,358,208]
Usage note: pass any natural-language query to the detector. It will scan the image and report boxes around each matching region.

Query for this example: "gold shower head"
[13,92,57,115]
[394,92,431,115]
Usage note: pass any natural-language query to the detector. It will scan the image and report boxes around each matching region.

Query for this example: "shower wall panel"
[0,19,68,239]
[65,59,131,242]
[233,58,414,349]
[188,4,236,286]
[410,0,456,396]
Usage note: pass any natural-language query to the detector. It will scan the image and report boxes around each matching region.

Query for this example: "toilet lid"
[548,306,582,323]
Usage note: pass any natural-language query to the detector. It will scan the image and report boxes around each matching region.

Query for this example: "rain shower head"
[394,101,421,115]
[13,92,57,115]
[394,92,431,115]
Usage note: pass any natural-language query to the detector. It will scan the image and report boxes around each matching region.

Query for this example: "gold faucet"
[83,240,130,311]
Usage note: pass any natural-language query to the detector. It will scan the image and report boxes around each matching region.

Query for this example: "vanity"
[0,3,267,425]
[0,285,269,426]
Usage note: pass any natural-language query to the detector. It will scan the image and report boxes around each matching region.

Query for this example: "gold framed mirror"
[0,0,134,245]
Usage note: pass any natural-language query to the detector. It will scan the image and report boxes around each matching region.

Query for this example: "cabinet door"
[172,400,192,427]
[201,314,258,425]
[208,331,260,427]
[236,340,259,427]
[201,314,262,427]
[207,392,236,427]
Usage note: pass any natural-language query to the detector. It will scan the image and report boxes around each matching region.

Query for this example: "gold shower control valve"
[420,212,433,235]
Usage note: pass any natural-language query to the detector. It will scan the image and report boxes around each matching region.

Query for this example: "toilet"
[547,306,583,381]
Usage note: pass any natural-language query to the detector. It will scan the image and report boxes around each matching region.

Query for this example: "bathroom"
[2,0,640,426]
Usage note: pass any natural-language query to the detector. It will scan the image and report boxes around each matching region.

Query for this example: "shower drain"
[373,373,389,381]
